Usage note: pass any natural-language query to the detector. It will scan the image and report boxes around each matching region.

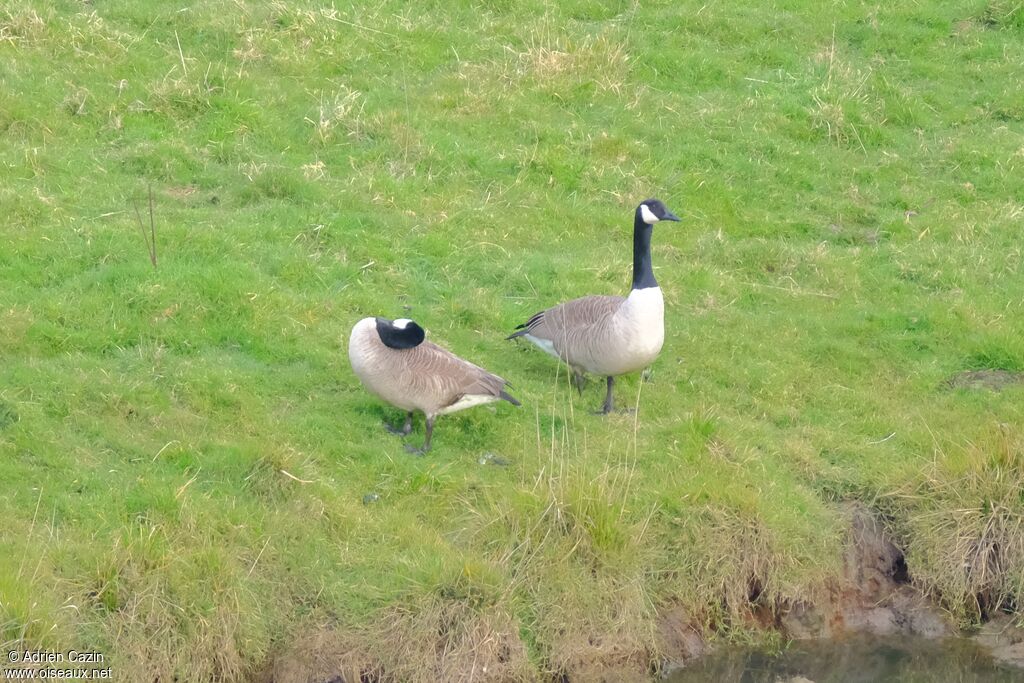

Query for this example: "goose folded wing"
[527,295,624,340]
[415,342,510,405]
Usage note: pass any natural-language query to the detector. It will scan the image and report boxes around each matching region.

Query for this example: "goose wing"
[507,295,625,371]
[411,341,520,410]
[509,295,624,342]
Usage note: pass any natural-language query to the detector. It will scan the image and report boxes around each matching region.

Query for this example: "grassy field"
[1,0,1023,679]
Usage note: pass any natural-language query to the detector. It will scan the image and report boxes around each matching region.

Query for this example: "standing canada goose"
[349,317,520,454]
[507,198,681,414]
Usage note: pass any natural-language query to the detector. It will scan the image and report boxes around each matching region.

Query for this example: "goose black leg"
[595,376,615,415]
[571,369,588,395]
[385,411,413,436]
[405,416,434,455]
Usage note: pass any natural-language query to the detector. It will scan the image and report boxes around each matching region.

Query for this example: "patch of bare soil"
[780,503,951,640]
[946,369,1024,391]
[165,184,198,200]
[972,613,1024,669]
[655,606,708,679]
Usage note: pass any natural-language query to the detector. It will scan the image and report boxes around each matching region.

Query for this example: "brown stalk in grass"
[132,185,157,268]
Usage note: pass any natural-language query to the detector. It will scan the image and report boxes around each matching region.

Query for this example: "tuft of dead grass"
[457,32,630,103]
[260,602,534,683]
[884,424,1024,624]
[979,0,1024,29]
[256,625,374,683]
[0,7,47,45]
[686,507,784,627]
[371,601,533,682]
[306,86,365,146]
[808,36,885,149]
[515,34,629,93]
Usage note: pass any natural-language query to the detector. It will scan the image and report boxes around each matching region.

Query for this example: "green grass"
[1,0,1023,679]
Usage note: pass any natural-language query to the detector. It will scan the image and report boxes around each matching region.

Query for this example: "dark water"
[665,635,1024,683]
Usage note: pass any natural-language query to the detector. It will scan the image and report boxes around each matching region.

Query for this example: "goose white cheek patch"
[393,318,413,329]
[640,204,660,224]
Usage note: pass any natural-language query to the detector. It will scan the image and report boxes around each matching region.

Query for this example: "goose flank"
[349,317,520,454]
[507,198,681,414]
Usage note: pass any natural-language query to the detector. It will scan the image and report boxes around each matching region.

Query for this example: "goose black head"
[375,317,426,349]
[637,198,681,225]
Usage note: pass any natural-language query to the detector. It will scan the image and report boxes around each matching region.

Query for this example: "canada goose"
[349,317,520,454]
[507,198,680,414]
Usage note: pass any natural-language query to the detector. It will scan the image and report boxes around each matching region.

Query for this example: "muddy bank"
[668,503,1024,679]
[777,502,949,641]
[259,503,1024,682]
[656,503,961,679]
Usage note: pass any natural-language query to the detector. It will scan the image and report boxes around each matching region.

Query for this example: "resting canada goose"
[349,317,520,454]
[507,198,681,414]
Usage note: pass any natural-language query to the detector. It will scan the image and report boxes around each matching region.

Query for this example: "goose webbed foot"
[404,443,429,456]
[385,411,414,436]
[592,404,636,415]
[403,416,434,456]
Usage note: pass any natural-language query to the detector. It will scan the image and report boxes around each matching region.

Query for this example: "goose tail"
[499,389,522,407]
[506,311,545,340]
[505,327,530,341]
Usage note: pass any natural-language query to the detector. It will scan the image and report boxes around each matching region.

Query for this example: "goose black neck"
[632,213,657,290]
